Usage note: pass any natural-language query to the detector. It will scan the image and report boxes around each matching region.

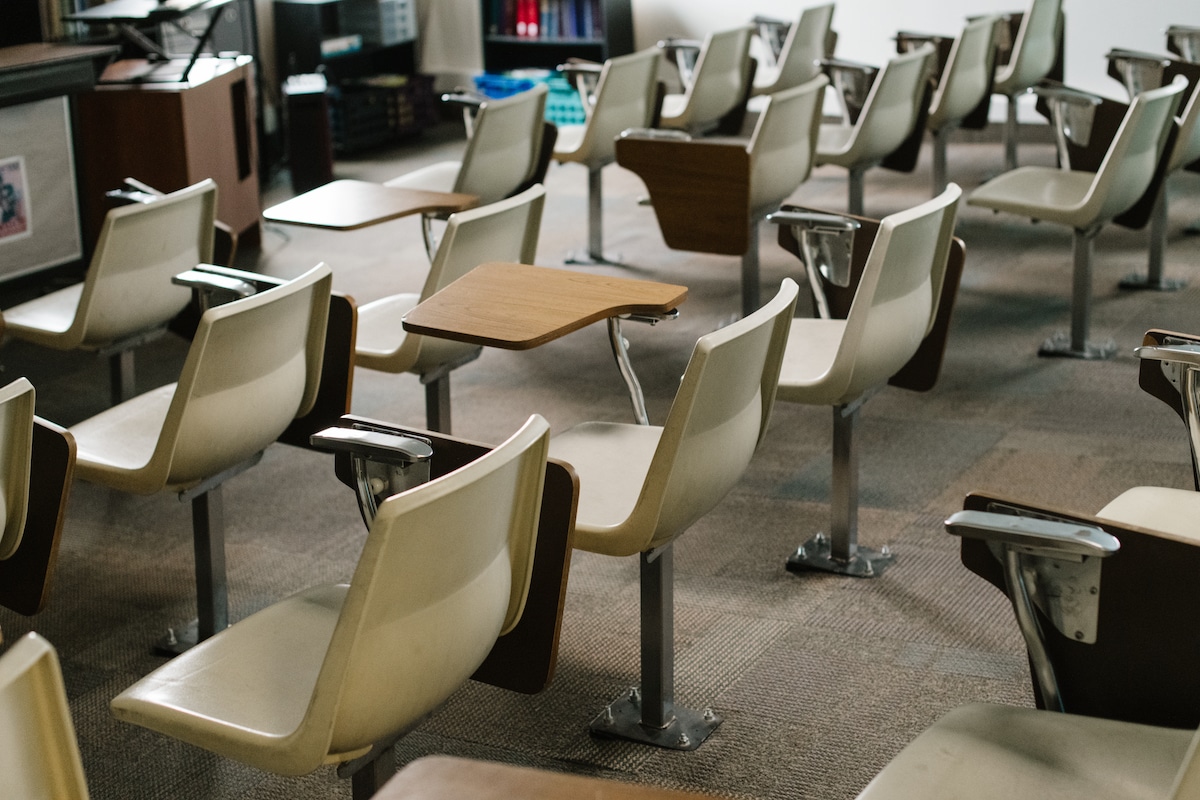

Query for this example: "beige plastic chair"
[385,84,548,258]
[111,414,551,800]
[967,79,1186,359]
[778,185,961,578]
[0,632,90,800]
[926,16,1001,194]
[1105,50,1200,290]
[547,279,798,750]
[354,184,545,434]
[553,47,662,264]
[657,26,755,135]
[612,75,826,317]
[69,264,332,650]
[856,702,1200,800]
[816,44,936,215]
[993,0,1064,170]
[750,3,834,97]
[0,378,34,561]
[2,179,216,405]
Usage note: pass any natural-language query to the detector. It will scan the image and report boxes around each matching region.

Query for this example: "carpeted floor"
[2,117,1199,799]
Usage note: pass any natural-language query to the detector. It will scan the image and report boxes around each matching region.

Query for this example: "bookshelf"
[481,0,633,72]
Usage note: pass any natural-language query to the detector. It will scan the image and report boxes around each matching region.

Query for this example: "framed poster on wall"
[0,95,82,282]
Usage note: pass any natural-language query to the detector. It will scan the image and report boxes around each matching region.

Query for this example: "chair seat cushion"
[856,703,1193,800]
[2,284,83,346]
[1097,485,1200,544]
[552,124,588,161]
[966,167,1096,226]
[775,318,853,406]
[548,421,662,555]
[111,583,347,775]
[70,384,176,492]
[355,292,421,369]
[384,162,462,194]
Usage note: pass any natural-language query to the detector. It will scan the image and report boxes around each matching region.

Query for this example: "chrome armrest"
[1138,340,1200,488]
[822,58,879,125]
[311,425,434,528]
[752,15,790,66]
[1032,84,1104,169]
[767,210,859,319]
[946,508,1119,712]
[658,37,702,87]
[441,90,487,109]
[1137,342,1200,370]
[1167,25,1200,62]
[557,60,602,108]
[1106,48,1171,99]
[895,30,949,50]
[618,127,692,142]
[173,265,286,310]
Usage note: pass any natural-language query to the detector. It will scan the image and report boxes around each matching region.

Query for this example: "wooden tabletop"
[377,756,718,800]
[402,262,688,350]
[262,180,478,231]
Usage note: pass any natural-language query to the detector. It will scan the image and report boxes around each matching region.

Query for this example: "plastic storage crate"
[473,71,586,127]
[328,73,437,154]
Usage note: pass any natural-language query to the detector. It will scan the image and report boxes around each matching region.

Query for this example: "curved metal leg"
[607,317,649,426]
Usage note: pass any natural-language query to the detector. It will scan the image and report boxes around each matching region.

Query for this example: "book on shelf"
[491,0,604,39]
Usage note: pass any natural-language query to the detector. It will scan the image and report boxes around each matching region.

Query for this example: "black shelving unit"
[481,0,633,72]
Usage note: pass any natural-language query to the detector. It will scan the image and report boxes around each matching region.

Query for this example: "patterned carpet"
[2,117,1198,799]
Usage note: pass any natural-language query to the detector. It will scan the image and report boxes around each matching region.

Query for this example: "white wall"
[418,0,1199,102]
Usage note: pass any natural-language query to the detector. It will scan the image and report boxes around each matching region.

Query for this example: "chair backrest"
[399,184,546,375]
[1084,78,1186,226]
[150,264,332,488]
[823,184,962,404]
[572,48,662,166]
[677,26,755,131]
[72,179,216,345]
[453,85,548,204]
[1168,726,1200,799]
[630,279,799,552]
[748,75,828,215]
[1168,75,1200,172]
[0,377,34,561]
[756,3,834,94]
[929,16,1000,130]
[0,632,90,800]
[308,415,549,758]
[844,44,935,164]
[995,0,1062,91]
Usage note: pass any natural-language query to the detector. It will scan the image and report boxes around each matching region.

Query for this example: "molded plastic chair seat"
[2,179,217,404]
[658,26,755,135]
[750,3,833,97]
[777,186,961,578]
[1097,485,1200,539]
[547,279,798,750]
[614,75,826,316]
[0,633,90,800]
[967,79,1186,359]
[0,378,34,560]
[552,48,662,264]
[112,415,551,798]
[992,0,1064,170]
[69,264,333,649]
[856,703,1199,800]
[354,185,545,434]
[816,44,936,215]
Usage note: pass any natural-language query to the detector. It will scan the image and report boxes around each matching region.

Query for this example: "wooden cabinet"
[74,56,261,249]
[481,0,633,72]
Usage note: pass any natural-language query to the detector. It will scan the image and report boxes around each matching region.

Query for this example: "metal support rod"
[639,546,675,730]
[587,164,604,260]
[1069,227,1096,355]
[932,127,950,196]
[740,219,761,318]
[847,167,865,217]
[350,742,396,800]
[1186,367,1200,490]
[830,403,860,563]
[607,317,650,425]
[1147,190,1168,285]
[1004,92,1020,171]
[110,350,136,406]
[191,487,228,642]
[1002,548,1064,712]
[424,376,451,434]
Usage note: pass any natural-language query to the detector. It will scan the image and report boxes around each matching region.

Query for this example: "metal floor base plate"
[786,534,895,578]
[589,689,721,750]
[153,619,226,657]
[1038,331,1118,360]
[1119,273,1187,291]
[565,249,626,267]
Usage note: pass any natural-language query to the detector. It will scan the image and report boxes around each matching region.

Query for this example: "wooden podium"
[74,56,261,251]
